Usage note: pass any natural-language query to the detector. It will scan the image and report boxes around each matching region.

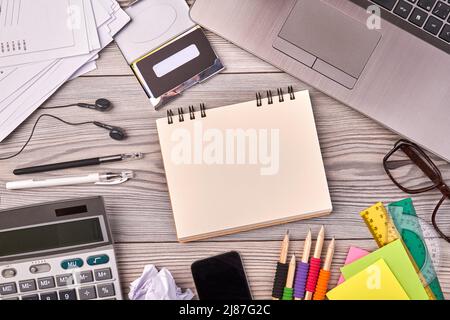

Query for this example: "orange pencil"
[313,238,335,300]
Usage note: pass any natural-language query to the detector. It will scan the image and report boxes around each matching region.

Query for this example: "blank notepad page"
[156,90,332,242]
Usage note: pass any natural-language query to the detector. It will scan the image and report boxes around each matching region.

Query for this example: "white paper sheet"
[0,61,54,104]
[68,59,97,80]
[0,0,98,67]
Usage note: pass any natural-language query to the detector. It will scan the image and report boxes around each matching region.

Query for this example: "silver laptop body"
[191,0,450,160]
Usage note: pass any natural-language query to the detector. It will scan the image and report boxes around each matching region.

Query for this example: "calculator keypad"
[0,250,121,300]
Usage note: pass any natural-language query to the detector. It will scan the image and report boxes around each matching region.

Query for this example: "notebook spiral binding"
[166,86,296,124]
[256,85,295,107]
[167,103,206,124]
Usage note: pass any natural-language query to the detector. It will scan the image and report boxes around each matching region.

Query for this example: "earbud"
[93,121,126,141]
[77,98,112,112]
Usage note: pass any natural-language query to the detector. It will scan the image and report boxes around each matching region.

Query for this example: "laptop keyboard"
[355,0,450,53]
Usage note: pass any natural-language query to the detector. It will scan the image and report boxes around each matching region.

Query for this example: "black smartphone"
[191,251,252,300]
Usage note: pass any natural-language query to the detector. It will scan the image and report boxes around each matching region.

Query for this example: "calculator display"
[0,218,104,257]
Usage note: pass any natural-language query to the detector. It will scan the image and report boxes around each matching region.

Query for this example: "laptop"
[190,0,450,160]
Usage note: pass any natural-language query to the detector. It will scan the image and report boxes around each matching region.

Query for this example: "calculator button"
[78,286,97,300]
[87,254,110,266]
[22,294,39,300]
[19,279,37,292]
[1,268,17,278]
[40,292,58,300]
[56,274,75,287]
[94,268,112,281]
[78,271,94,284]
[97,283,115,298]
[0,283,17,295]
[61,258,84,270]
[59,289,77,300]
[37,277,55,290]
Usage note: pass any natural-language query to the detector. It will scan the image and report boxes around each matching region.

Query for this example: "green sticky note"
[341,239,428,300]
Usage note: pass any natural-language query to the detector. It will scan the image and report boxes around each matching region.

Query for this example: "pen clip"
[95,171,134,185]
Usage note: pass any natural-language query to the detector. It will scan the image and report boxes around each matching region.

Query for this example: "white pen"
[6,171,134,190]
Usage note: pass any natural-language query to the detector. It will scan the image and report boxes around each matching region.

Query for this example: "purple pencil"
[294,229,312,300]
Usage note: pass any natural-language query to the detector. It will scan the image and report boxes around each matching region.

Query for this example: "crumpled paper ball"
[129,265,194,300]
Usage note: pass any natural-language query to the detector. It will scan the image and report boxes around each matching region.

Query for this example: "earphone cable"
[0,114,94,160]
[40,103,79,110]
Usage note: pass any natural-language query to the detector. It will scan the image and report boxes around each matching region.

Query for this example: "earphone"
[93,121,126,141]
[40,98,112,112]
[0,99,126,161]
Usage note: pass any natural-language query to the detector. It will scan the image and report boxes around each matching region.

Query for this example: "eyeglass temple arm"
[400,145,442,185]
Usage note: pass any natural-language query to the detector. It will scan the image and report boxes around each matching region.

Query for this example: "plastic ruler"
[388,198,444,300]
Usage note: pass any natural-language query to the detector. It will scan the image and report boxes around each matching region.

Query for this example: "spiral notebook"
[156,88,332,242]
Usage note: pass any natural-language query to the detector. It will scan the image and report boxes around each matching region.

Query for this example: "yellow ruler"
[359,202,435,300]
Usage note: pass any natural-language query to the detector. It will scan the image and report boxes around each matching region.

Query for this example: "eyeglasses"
[383,139,450,243]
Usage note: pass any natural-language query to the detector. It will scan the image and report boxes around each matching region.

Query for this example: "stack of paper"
[327,240,429,300]
[327,259,410,300]
[0,0,130,142]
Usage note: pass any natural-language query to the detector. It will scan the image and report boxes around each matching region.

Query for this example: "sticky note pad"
[337,246,370,284]
[341,239,428,300]
[327,259,409,300]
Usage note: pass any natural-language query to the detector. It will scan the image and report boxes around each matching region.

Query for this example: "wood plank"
[115,239,450,299]
[1,74,449,242]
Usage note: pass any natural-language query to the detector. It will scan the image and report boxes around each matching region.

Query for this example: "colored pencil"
[272,231,290,300]
[304,226,325,300]
[294,229,312,300]
[313,238,335,300]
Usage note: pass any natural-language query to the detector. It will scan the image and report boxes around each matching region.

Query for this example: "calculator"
[0,196,123,300]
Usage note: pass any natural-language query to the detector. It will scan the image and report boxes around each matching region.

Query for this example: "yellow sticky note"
[326,259,409,300]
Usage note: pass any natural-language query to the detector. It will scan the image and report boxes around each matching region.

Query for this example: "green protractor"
[388,198,444,300]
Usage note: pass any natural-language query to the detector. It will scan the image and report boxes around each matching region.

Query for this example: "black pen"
[13,153,144,175]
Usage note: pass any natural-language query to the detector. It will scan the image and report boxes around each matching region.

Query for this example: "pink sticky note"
[337,247,370,284]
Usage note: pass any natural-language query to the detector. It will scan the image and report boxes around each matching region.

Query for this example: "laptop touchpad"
[274,0,381,88]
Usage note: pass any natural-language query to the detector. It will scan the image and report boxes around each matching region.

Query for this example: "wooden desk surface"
[1,1,449,300]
